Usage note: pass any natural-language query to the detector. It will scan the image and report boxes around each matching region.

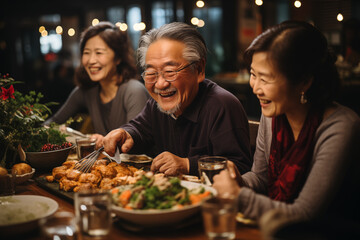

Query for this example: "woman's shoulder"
[317,103,360,140]
[122,78,145,88]
[322,103,359,126]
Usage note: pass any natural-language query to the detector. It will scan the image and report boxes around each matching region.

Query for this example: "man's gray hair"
[137,22,207,69]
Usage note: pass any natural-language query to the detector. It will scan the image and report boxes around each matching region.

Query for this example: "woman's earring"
[300,91,308,104]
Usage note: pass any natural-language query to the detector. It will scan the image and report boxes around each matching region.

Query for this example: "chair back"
[248,120,260,155]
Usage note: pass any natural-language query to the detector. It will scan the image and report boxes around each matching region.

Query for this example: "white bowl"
[0,195,58,236]
[111,181,216,227]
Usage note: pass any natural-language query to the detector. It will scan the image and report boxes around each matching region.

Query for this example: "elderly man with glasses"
[103,22,252,177]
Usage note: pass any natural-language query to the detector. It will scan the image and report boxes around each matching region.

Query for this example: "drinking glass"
[74,189,112,237]
[40,211,78,240]
[201,197,238,240]
[76,138,96,160]
[198,156,227,185]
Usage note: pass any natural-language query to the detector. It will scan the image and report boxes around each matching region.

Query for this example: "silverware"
[66,127,87,138]
[74,147,104,173]
[74,147,121,172]
[102,148,121,164]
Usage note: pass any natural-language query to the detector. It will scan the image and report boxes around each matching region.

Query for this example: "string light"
[337,13,344,22]
[255,0,263,6]
[68,28,75,36]
[191,17,199,26]
[56,26,63,35]
[196,0,205,8]
[133,22,146,31]
[197,20,205,27]
[39,26,45,33]
[294,0,302,8]
[92,18,99,26]
[41,30,48,37]
[116,22,128,31]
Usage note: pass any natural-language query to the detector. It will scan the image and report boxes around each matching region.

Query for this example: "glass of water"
[40,211,78,240]
[198,156,227,186]
[74,189,112,237]
[201,197,238,240]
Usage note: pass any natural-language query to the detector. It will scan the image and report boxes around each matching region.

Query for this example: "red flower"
[0,85,15,100]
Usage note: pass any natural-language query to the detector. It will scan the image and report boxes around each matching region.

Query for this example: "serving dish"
[14,168,35,184]
[120,154,153,163]
[0,195,59,235]
[111,180,216,227]
[25,145,74,171]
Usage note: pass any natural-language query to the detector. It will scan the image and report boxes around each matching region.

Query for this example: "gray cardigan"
[239,103,360,222]
[45,79,149,135]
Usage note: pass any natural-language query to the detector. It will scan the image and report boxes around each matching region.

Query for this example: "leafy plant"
[0,74,67,167]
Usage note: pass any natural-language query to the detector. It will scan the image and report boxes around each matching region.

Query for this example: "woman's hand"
[226,160,245,186]
[212,161,243,199]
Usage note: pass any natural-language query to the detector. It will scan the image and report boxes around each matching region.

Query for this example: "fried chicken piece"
[112,176,129,186]
[65,169,82,181]
[106,162,118,168]
[95,165,117,178]
[93,159,109,167]
[113,163,133,177]
[78,170,102,184]
[52,166,68,181]
[62,160,78,169]
[128,165,140,173]
[73,182,97,192]
[99,178,116,190]
[59,177,79,192]
[45,175,54,182]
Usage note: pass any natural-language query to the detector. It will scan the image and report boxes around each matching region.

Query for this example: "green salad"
[111,173,211,210]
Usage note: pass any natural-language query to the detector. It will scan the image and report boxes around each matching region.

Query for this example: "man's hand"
[103,128,134,156]
[151,151,189,176]
[90,134,104,149]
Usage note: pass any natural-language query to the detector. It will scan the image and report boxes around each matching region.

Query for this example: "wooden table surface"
[8,177,262,240]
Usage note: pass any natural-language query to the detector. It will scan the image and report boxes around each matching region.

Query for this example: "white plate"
[0,195,58,229]
[111,181,216,227]
[120,153,153,163]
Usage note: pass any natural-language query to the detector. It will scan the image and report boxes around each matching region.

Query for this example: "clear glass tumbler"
[201,197,238,240]
[74,189,112,237]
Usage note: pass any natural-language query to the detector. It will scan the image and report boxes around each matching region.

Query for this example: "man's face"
[144,39,204,116]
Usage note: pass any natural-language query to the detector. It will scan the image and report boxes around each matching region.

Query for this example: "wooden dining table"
[10,173,263,240]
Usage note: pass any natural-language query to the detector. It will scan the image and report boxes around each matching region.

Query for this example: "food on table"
[111,172,212,210]
[45,159,144,192]
[11,163,32,175]
[40,142,73,152]
[0,167,7,176]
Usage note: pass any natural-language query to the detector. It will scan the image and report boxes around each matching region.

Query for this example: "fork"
[74,147,104,173]
[102,148,121,164]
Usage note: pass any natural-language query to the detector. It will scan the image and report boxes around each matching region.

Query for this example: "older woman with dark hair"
[213,20,360,226]
[45,22,149,144]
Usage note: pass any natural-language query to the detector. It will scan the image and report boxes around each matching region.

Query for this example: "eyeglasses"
[141,62,196,84]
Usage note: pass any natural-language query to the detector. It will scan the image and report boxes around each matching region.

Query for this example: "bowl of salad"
[111,172,216,227]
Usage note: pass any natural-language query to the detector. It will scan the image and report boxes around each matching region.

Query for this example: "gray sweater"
[239,104,360,222]
[45,79,149,135]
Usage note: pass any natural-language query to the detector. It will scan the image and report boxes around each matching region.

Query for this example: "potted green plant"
[0,74,71,168]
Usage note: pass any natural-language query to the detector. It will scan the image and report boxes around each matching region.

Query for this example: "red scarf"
[268,111,322,203]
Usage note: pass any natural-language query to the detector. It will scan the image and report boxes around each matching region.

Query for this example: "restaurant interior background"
[1,0,359,123]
